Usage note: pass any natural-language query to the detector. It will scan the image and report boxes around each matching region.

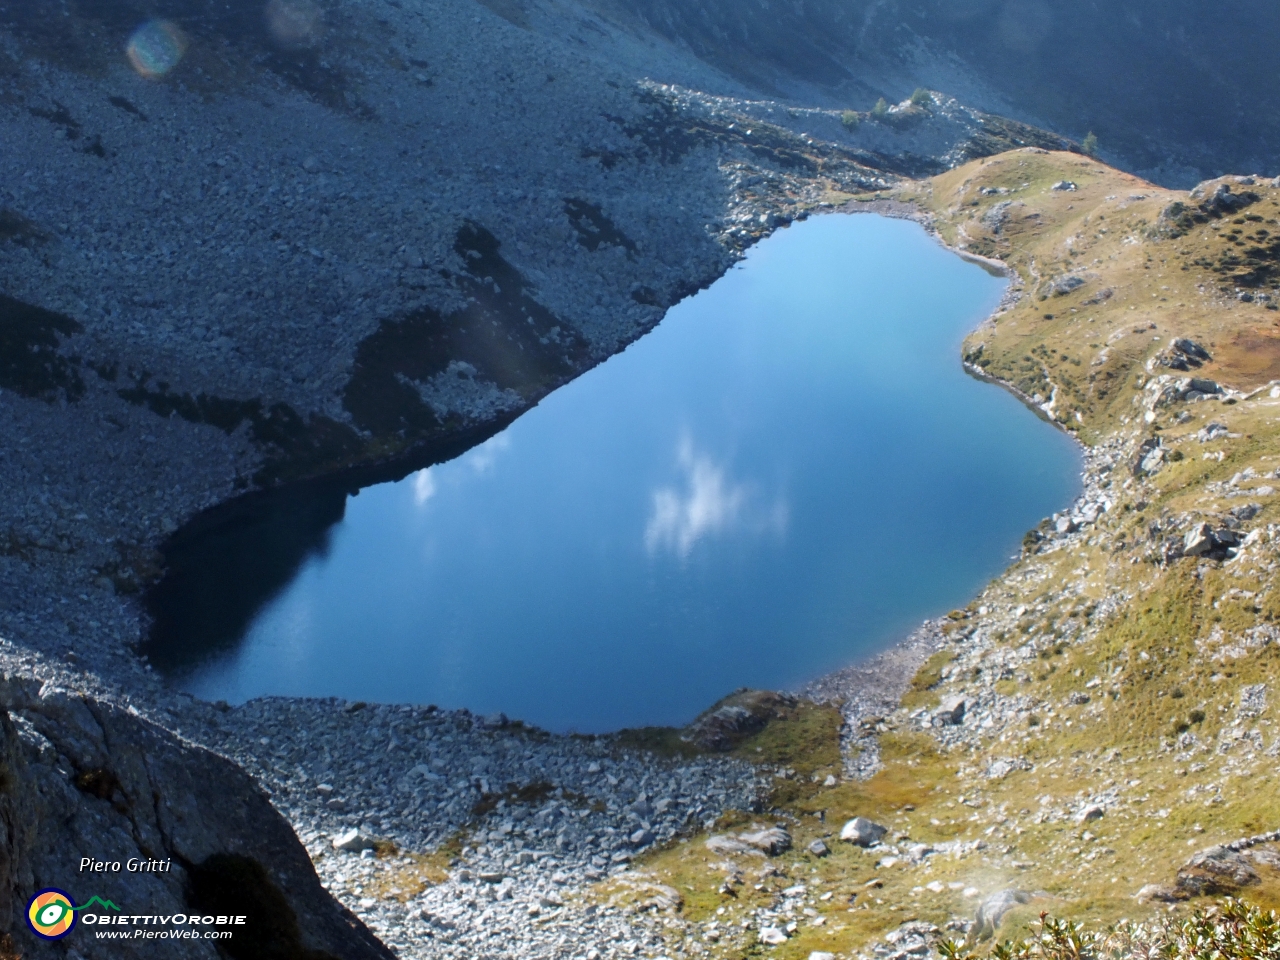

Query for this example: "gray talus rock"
[1075,803,1106,823]
[932,696,966,726]
[333,828,379,852]
[1198,422,1230,442]
[1177,845,1262,895]
[969,890,1038,942]
[1239,683,1267,718]
[739,826,791,855]
[840,816,888,846]
[705,835,755,856]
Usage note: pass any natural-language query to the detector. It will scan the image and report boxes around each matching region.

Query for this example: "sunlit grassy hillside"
[594,151,1280,959]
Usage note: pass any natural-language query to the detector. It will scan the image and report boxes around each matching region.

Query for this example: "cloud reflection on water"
[412,468,436,506]
[410,434,510,510]
[644,435,787,559]
[467,434,511,474]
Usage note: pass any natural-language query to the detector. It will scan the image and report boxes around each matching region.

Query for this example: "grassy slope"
[599,151,1280,959]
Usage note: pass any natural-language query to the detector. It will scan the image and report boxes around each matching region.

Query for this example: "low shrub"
[939,899,1280,960]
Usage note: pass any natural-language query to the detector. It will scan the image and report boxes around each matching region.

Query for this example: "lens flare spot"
[266,0,324,48]
[127,20,188,79]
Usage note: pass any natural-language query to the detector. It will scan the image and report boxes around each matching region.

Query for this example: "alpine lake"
[145,214,1082,733]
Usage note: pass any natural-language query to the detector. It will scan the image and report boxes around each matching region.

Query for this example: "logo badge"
[27,889,77,940]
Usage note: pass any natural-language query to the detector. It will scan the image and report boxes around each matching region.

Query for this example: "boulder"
[1181,376,1223,399]
[1047,274,1086,296]
[740,826,791,855]
[1075,803,1105,824]
[1173,338,1212,363]
[970,890,1036,941]
[933,696,966,726]
[1251,847,1280,870]
[986,758,1018,778]
[808,839,830,857]
[1177,845,1260,895]
[1134,438,1167,476]
[1230,503,1261,521]
[1182,522,1241,560]
[759,926,789,945]
[1183,523,1215,557]
[682,689,798,751]
[332,828,378,852]
[1135,883,1187,903]
[1201,183,1260,216]
[629,828,655,847]
[840,817,888,846]
[705,835,755,856]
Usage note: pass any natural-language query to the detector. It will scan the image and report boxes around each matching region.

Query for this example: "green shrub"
[841,109,860,130]
[1083,131,1099,157]
[871,97,890,119]
[939,899,1280,960]
[910,87,933,107]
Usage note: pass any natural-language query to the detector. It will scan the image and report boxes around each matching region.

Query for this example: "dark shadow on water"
[142,413,522,681]
[141,485,347,678]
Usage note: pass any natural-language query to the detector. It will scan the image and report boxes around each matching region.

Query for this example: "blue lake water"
[167,214,1081,732]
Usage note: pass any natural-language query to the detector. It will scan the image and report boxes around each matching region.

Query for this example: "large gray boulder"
[2,678,392,960]
[739,826,792,856]
[1177,845,1262,896]
[840,816,888,847]
[969,890,1038,942]
[932,695,966,726]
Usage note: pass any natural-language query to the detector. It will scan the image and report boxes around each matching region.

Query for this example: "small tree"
[841,109,860,130]
[909,87,933,107]
[1082,131,1098,157]
[871,97,889,119]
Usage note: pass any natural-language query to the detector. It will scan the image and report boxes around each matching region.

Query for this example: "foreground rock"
[1,678,389,959]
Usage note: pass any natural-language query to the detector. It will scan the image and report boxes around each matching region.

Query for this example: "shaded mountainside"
[565,0,1280,186]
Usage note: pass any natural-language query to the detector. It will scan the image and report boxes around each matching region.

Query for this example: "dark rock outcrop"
[681,689,799,752]
[2,678,391,959]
